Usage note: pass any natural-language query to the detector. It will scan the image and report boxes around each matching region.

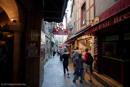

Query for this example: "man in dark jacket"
[73,53,84,83]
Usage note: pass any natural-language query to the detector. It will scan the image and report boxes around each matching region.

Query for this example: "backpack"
[85,53,93,65]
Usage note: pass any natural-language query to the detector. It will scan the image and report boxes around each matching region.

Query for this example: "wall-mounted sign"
[124,33,130,40]
[99,0,130,21]
[105,35,119,41]
[27,42,38,49]
[94,17,100,24]
[85,8,130,35]
[28,49,38,56]
[30,30,39,41]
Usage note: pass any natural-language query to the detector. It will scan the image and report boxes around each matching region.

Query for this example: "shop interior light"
[85,35,89,38]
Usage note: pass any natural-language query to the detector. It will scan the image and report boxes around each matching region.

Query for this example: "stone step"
[93,72,123,87]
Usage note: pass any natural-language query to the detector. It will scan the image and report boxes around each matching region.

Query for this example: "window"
[81,3,86,26]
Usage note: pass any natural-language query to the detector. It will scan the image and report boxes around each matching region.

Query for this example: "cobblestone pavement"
[42,53,104,87]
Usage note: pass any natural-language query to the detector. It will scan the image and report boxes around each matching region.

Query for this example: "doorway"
[0,31,14,83]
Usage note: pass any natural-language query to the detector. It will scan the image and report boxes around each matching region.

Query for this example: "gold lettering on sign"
[108,21,110,26]
[103,23,106,27]
[114,16,119,23]
[124,12,130,18]
[93,27,97,31]
[114,12,130,23]
[99,21,110,29]
[119,15,124,21]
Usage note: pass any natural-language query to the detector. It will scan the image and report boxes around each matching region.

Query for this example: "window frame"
[81,3,86,26]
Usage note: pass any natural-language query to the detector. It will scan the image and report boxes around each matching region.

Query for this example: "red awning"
[64,38,75,44]
[85,6,130,35]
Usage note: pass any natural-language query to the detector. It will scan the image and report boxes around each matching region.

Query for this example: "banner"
[52,28,68,35]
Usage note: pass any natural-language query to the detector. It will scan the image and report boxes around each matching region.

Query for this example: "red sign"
[99,0,130,21]
[53,28,68,35]
[85,6,130,34]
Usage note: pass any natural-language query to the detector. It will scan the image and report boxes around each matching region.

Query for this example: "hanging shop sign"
[49,28,53,34]
[85,6,130,34]
[52,28,68,35]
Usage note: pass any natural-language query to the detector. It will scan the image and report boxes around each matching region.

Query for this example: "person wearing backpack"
[83,48,93,82]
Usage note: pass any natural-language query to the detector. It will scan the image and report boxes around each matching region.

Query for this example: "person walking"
[62,48,70,76]
[72,47,81,75]
[53,50,56,58]
[58,49,60,56]
[60,48,64,61]
[83,48,93,82]
[73,53,84,83]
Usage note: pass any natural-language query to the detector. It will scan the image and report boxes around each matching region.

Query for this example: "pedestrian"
[58,49,60,56]
[53,50,56,58]
[71,47,75,60]
[62,48,70,76]
[83,48,93,82]
[72,47,81,75]
[60,48,64,61]
[73,53,84,83]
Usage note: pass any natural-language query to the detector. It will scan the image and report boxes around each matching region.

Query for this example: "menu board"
[26,30,40,57]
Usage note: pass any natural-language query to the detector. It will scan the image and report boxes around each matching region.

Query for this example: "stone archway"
[0,0,19,22]
[0,0,22,83]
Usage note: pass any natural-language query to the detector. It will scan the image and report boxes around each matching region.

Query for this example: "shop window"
[81,3,86,26]
[102,34,130,60]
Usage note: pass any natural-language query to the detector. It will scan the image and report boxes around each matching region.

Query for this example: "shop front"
[100,18,130,85]
[76,35,93,56]
[85,6,130,86]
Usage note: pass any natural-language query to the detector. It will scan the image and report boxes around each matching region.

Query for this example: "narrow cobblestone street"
[42,53,104,87]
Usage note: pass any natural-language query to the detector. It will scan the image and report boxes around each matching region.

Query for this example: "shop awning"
[64,37,75,44]
[43,0,68,22]
[85,6,130,35]
[64,25,91,44]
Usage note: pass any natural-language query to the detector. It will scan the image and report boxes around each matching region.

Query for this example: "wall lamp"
[11,19,16,22]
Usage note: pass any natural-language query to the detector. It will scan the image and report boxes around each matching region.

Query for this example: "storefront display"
[77,35,94,59]
[93,36,98,72]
